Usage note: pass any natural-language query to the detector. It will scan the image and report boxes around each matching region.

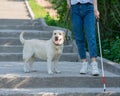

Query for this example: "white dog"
[20,30,65,74]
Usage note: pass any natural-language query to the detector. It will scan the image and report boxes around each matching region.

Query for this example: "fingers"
[94,10,100,19]
[67,4,71,9]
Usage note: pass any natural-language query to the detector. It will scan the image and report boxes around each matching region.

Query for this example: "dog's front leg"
[47,59,53,74]
[24,62,31,73]
[53,59,61,74]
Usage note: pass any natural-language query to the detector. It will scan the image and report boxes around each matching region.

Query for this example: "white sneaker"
[80,62,88,74]
[91,61,99,76]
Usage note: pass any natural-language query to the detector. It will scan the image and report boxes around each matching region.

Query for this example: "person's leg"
[71,5,88,74]
[84,4,97,58]
[71,5,86,59]
[84,4,99,76]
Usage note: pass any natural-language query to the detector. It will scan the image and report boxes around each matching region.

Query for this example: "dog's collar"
[53,42,62,46]
[54,43,61,46]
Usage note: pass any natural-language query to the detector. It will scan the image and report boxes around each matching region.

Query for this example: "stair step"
[0,88,119,96]
[0,62,119,88]
[0,19,31,26]
[0,20,64,30]
[0,53,78,62]
[0,30,70,41]
[0,38,72,45]
[0,45,73,53]
[0,25,47,30]
[0,19,66,31]
[0,29,72,46]
[0,30,52,38]
[0,75,119,88]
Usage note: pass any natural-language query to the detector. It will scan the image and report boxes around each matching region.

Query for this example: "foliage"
[28,0,48,18]
[28,0,59,26]
[50,0,67,23]
[97,0,120,63]
[44,14,59,26]
[110,37,120,63]
[98,0,120,32]
[102,37,120,63]
[50,0,72,30]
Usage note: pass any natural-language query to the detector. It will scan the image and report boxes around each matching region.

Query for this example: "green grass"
[28,0,59,26]
[28,0,48,18]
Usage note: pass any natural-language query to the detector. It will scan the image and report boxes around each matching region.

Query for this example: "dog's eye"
[54,33,56,35]
[59,33,61,35]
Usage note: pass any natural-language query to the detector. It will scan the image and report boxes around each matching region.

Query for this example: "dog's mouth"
[54,36,62,45]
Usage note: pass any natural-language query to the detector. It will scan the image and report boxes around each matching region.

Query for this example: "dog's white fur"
[20,30,65,74]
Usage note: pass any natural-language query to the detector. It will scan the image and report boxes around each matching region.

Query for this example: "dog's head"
[52,30,65,46]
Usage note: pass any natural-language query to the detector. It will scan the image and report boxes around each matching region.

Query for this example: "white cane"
[97,20,106,92]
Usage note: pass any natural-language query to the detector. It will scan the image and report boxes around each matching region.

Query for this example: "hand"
[67,3,71,9]
[66,0,71,9]
[94,9,100,19]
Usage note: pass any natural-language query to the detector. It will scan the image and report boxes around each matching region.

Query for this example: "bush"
[28,0,59,26]
[102,37,120,63]
[110,37,120,63]
[28,0,48,18]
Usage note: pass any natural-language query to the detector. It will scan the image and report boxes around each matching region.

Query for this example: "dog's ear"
[62,31,66,42]
[63,31,66,38]
[52,30,55,35]
[63,31,67,41]
[52,30,56,36]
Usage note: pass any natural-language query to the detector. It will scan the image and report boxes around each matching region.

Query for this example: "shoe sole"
[80,73,86,74]
[92,74,99,76]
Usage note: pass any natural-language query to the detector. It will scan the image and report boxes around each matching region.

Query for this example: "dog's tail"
[20,32,25,44]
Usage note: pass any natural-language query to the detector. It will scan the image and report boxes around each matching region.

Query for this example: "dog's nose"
[55,37,58,41]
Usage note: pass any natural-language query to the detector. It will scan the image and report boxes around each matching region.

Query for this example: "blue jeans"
[71,3,97,59]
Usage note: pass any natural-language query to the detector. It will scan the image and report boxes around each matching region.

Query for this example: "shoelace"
[92,63,98,70]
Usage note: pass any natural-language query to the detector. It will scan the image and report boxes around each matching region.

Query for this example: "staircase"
[0,0,120,95]
[0,18,120,96]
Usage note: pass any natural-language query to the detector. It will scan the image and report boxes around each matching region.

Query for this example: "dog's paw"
[31,70,37,72]
[24,68,30,73]
[54,70,61,74]
[24,70,30,73]
[24,64,31,73]
[48,71,54,75]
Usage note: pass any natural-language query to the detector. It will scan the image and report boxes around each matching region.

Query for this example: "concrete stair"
[0,19,64,30]
[0,0,94,95]
[0,88,120,96]
[0,26,120,96]
[0,19,42,30]
[0,19,120,96]
[0,0,120,95]
[0,62,120,88]
[0,62,120,96]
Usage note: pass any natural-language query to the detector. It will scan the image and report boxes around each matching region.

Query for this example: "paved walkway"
[0,0,30,19]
